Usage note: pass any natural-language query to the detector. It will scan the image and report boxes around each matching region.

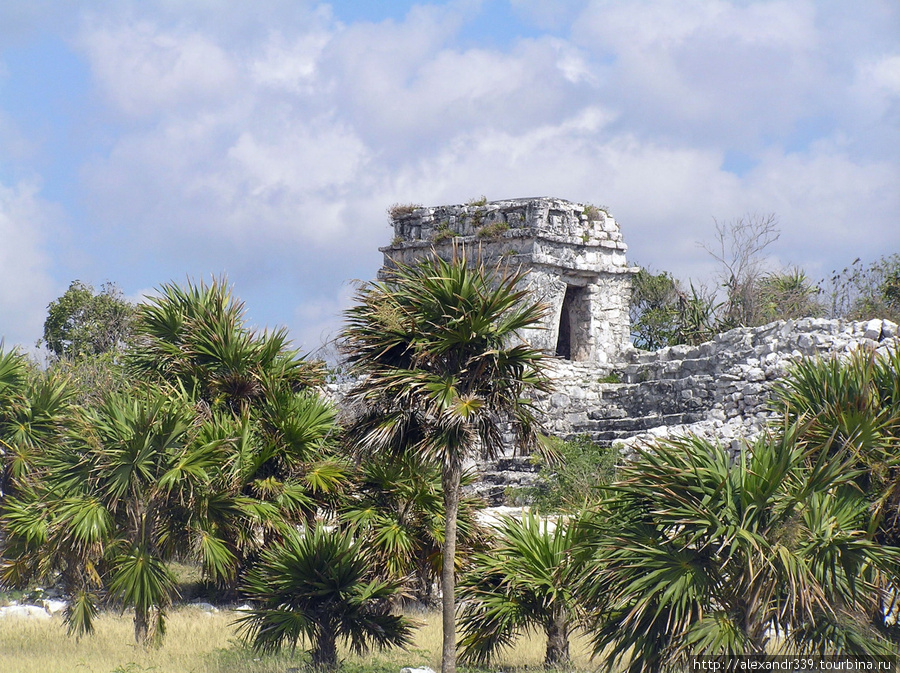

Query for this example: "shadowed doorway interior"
[555,284,588,361]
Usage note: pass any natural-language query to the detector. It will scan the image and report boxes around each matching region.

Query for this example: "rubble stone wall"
[536,317,900,454]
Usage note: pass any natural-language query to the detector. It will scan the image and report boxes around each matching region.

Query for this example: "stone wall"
[536,317,900,455]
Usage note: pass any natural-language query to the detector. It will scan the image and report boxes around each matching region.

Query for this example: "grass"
[0,607,596,673]
[475,221,509,239]
[387,203,421,219]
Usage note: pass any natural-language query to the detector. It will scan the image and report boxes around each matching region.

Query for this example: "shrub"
[521,434,617,513]
[582,427,900,670]
[458,511,594,667]
[582,204,604,220]
[237,525,414,670]
[825,253,900,323]
[431,221,454,243]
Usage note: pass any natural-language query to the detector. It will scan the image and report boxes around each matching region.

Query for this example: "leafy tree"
[341,250,552,673]
[630,268,680,350]
[41,281,135,359]
[630,267,721,349]
[236,524,414,670]
[457,511,593,668]
[339,453,487,604]
[582,427,899,672]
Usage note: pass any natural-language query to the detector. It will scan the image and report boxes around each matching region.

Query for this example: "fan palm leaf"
[457,510,594,667]
[236,524,413,670]
[582,424,899,672]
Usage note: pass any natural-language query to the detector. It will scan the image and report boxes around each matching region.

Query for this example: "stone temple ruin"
[382,197,636,364]
[376,197,900,502]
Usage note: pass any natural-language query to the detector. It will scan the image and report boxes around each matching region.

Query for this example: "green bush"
[431,221,454,243]
[826,253,900,322]
[520,435,617,513]
[582,204,604,220]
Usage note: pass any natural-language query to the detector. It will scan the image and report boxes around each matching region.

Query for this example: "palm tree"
[771,345,900,519]
[582,425,899,673]
[129,277,323,411]
[341,249,551,673]
[236,524,413,670]
[204,393,349,588]
[0,346,72,498]
[457,510,593,668]
[0,387,232,644]
[128,277,348,585]
[0,346,27,409]
[757,268,823,322]
[772,345,900,627]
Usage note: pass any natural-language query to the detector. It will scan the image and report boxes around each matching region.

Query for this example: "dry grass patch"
[0,607,596,673]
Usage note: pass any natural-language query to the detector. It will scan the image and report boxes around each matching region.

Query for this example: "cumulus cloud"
[79,19,239,117]
[77,2,604,271]
[0,180,57,349]
[3,0,899,350]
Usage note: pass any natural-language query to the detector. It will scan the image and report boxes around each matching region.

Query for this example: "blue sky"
[1,0,899,354]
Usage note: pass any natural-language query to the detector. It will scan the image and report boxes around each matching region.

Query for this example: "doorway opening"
[555,284,588,360]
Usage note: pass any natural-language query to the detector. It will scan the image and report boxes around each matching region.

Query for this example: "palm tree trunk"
[134,606,149,645]
[415,557,434,605]
[313,625,338,670]
[440,459,462,673]
[544,603,570,667]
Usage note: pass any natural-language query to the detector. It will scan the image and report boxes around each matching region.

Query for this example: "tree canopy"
[41,281,135,360]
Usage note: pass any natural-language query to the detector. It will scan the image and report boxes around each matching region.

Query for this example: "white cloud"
[290,282,356,355]
[0,180,56,349]
[249,28,331,93]
[867,54,900,94]
[3,0,893,352]
[568,0,827,147]
[76,3,600,260]
[851,53,900,130]
[79,19,239,117]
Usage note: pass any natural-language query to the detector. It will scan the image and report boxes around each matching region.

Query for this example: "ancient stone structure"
[381,197,636,364]
[347,197,900,503]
